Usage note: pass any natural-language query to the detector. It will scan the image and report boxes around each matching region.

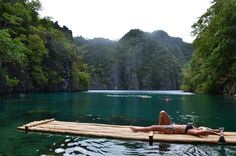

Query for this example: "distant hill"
[74,29,193,90]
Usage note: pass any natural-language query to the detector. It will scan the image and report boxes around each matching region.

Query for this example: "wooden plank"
[24,119,55,128]
[17,119,236,144]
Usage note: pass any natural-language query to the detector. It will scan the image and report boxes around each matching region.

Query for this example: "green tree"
[182,0,236,94]
[0,0,89,93]
[0,29,27,87]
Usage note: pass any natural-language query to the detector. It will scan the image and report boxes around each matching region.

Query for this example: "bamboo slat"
[17,119,236,144]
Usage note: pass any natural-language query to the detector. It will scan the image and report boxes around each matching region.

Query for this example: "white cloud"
[39,0,212,43]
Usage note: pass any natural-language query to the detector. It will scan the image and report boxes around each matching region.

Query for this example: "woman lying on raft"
[130,111,221,136]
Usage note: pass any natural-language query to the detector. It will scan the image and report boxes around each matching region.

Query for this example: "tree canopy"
[181,0,236,95]
[0,0,89,93]
[75,30,192,90]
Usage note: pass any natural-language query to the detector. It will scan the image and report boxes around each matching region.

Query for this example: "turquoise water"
[0,90,236,155]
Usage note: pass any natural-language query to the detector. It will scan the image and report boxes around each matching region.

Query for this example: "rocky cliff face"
[75,29,193,90]
[149,30,192,64]
[222,81,236,96]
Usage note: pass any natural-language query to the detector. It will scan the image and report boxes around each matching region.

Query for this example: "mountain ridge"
[75,29,193,90]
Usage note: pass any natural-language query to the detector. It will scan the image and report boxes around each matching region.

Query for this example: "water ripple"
[38,136,236,156]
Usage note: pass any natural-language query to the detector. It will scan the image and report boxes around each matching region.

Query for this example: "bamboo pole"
[23,118,55,130]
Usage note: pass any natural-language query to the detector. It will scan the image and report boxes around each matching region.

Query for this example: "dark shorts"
[185,124,194,133]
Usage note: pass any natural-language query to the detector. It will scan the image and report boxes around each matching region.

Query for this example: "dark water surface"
[1,90,236,155]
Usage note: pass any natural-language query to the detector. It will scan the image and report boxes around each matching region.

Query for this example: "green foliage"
[77,39,116,89]
[0,29,27,66]
[75,30,191,90]
[0,29,27,87]
[0,0,89,93]
[44,27,89,90]
[47,71,64,85]
[4,74,20,87]
[72,62,90,90]
[30,66,48,86]
[182,0,236,94]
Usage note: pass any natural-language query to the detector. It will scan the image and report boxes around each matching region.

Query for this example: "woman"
[130,111,220,136]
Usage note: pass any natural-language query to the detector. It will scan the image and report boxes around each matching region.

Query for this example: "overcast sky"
[39,0,212,43]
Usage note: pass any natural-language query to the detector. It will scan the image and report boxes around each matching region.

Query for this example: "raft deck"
[17,119,236,144]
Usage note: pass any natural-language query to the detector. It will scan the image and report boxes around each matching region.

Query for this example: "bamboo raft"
[17,119,236,144]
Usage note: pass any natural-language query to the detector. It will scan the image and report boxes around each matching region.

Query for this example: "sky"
[39,0,212,43]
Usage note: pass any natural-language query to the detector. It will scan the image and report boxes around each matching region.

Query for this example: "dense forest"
[75,30,192,90]
[0,0,89,94]
[1,0,234,95]
[181,0,236,95]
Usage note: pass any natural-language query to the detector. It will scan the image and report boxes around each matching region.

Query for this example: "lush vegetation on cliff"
[6,0,235,93]
[0,0,89,94]
[75,30,192,90]
[181,0,236,95]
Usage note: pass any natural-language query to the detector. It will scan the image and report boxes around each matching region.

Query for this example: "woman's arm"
[187,129,219,136]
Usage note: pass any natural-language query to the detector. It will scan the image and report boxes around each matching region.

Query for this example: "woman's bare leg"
[130,125,167,133]
[159,111,171,125]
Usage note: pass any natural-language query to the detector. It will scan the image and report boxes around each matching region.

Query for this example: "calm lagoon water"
[1,90,236,155]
